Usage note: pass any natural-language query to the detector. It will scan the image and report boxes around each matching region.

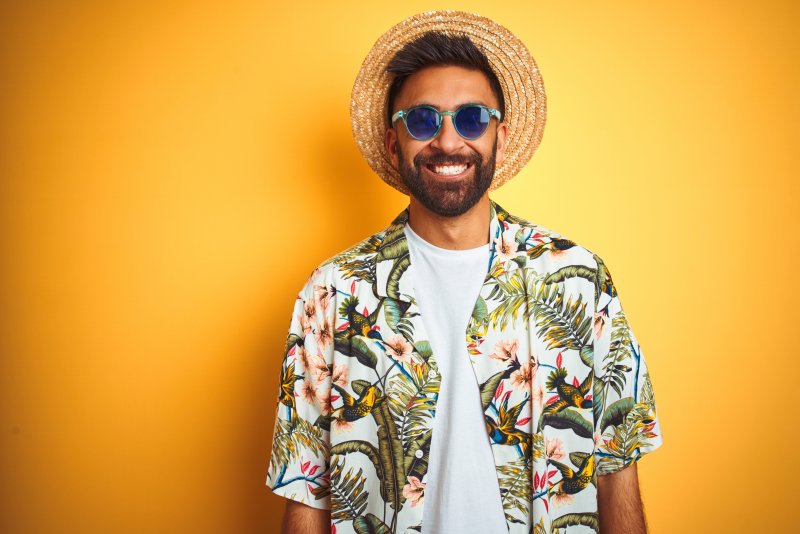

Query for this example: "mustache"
[413,151,483,168]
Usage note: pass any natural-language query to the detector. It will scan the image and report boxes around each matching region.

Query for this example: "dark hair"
[385,32,505,126]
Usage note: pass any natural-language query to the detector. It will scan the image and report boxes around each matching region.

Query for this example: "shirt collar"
[374,200,505,299]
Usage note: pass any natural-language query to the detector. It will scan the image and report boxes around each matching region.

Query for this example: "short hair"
[385,32,506,127]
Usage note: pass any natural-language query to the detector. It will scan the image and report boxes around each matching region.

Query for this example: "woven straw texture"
[350,10,546,195]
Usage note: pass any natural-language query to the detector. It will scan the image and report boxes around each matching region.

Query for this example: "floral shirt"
[266,201,662,534]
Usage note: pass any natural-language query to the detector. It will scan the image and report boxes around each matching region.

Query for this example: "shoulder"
[297,228,388,296]
[496,204,606,270]
[495,204,624,309]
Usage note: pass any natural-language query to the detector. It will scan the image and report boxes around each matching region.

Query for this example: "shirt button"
[414,449,423,459]
[428,369,436,378]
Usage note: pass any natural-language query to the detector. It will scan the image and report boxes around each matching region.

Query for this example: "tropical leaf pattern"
[266,201,662,533]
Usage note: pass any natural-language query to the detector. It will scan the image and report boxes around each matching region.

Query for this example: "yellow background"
[1,1,797,532]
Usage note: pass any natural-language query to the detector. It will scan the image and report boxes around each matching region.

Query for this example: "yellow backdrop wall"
[2,1,798,532]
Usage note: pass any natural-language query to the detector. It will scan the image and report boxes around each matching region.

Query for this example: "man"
[266,11,662,534]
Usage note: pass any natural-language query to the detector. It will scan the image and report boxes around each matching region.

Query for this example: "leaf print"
[344,336,379,369]
[352,513,392,534]
[641,372,656,410]
[329,455,369,523]
[497,454,532,524]
[329,234,382,265]
[412,340,432,361]
[538,409,593,439]
[599,398,635,433]
[386,255,410,300]
[479,370,506,411]
[340,257,377,286]
[404,429,432,482]
[544,265,598,288]
[375,222,408,262]
[592,254,617,302]
[597,402,658,475]
[471,295,488,322]
[269,417,328,477]
[382,297,411,334]
[532,282,592,352]
[551,512,599,532]
[579,345,593,368]
[387,362,438,446]
[330,441,382,482]
[598,311,633,403]
[511,256,527,269]
[370,399,405,514]
[485,269,541,330]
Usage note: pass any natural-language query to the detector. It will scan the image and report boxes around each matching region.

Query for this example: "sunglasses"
[391,104,502,141]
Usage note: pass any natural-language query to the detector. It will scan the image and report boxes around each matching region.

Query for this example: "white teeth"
[431,164,468,176]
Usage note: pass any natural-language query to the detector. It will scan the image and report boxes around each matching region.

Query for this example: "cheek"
[397,139,427,164]
[467,140,496,159]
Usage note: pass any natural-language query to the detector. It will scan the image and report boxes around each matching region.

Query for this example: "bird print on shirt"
[278,361,304,410]
[485,396,531,456]
[549,452,596,496]
[544,367,593,414]
[330,382,383,422]
[339,296,384,341]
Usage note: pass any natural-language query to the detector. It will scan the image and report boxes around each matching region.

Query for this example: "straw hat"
[350,10,546,195]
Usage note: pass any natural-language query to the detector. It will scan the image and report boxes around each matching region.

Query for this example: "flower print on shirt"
[298,300,315,334]
[314,283,334,311]
[491,338,519,362]
[510,361,536,390]
[385,334,413,364]
[402,476,426,507]
[493,228,517,263]
[314,314,334,352]
[332,362,348,388]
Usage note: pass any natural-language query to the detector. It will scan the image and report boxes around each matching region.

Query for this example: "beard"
[397,139,497,218]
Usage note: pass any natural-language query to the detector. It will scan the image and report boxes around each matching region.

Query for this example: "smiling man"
[266,11,662,534]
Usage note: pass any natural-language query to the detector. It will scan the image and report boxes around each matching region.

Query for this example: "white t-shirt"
[404,224,508,534]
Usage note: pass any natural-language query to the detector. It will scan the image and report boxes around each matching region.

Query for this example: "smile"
[425,163,472,176]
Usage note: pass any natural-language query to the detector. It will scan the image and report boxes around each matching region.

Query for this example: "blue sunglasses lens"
[454,106,491,139]
[404,105,492,140]
[405,107,440,139]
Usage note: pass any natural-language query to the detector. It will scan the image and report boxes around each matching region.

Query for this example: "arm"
[597,463,647,534]
[281,500,330,534]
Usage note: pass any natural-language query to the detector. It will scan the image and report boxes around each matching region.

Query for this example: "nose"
[429,114,464,153]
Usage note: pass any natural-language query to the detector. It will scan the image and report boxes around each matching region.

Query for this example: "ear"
[385,127,399,169]
[494,121,509,165]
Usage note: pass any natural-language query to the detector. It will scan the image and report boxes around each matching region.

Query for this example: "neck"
[406,194,492,250]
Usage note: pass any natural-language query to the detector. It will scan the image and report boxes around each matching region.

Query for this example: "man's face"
[385,65,508,217]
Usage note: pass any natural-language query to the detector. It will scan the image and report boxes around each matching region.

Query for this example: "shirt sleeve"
[591,260,663,476]
[265,275,334,509]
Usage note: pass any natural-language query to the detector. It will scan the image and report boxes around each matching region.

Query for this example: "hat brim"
[350,10,546,195]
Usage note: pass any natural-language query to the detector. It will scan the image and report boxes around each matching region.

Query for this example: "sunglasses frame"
[391,104,502,141]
